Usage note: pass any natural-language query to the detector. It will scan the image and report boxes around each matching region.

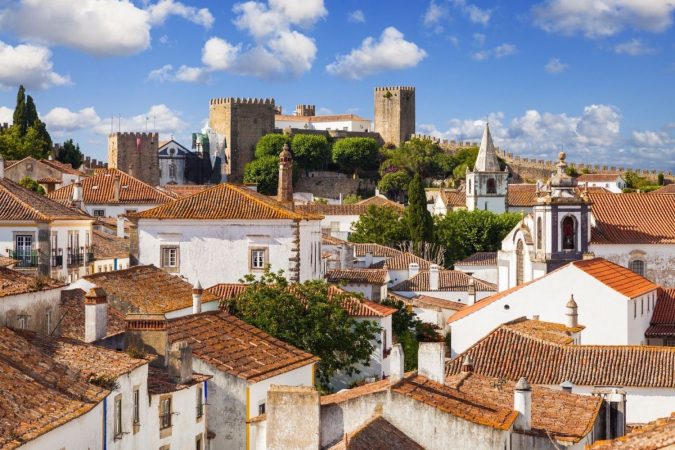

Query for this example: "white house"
[326,268,389,301]
[47,168,173,218]
[453,251,498,284]
[275,108,372,132]
[646,287,675,346]
[368,251,434,286]
[448,257,659,356]
[576,173,626,193]
[352,242,403,268]
[91,229,130,273]
[4,156,85,192]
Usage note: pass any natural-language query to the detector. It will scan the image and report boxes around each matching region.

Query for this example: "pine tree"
[13,85,27,135]
[404,174,433,243]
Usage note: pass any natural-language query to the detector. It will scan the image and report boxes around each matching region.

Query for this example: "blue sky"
[0,0,674,170]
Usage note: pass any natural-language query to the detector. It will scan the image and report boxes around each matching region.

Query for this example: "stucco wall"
[85,203,161,218]
[454,264,498,285]
[0,287,63,335]
[591,244,675,288]
[20,401,104,450]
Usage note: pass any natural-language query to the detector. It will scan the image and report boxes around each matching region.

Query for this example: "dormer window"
[561,216,576,250]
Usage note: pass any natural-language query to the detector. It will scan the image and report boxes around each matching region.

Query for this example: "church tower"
[277,143,293,208]
[465,123,508,212]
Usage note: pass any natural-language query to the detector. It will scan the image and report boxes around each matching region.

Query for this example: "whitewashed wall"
[591,243,675,288]
[20,402,104,450]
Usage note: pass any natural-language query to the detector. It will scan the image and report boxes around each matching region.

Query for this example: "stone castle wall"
[107,132,160,185]
[374,86,415,147]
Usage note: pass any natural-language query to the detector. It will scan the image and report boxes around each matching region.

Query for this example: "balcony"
[6,249,38,268]
[67,250,84,267]
[51,249,63,268]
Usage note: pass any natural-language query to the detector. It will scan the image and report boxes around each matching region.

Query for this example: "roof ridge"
[111,169,174,200]
[0,179,50,221]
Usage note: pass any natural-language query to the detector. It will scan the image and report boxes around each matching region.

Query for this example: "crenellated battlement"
[375,86,415,92]
[209,97,275,106]
[0,122,9,132]
[108,131,159,139]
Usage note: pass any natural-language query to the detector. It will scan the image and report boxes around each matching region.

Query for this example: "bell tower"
[466,123,508,212]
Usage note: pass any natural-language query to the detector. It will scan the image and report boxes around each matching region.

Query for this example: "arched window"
[169,163,177,178]
[561,216,576,250]
[536,217,542,250]
[629,259,645,276]
[516,240,524,286]
[486,178,496,194]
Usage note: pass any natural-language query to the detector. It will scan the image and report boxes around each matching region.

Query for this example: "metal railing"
[7,249,38,268]
[51,249,63,268]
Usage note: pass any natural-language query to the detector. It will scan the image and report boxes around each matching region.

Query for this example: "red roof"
[576,173,622,183]
[646,288,675,338]
[572,258,658,298]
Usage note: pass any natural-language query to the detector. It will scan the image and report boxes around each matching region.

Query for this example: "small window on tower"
[486,178,497,194]
[561,216,576,250]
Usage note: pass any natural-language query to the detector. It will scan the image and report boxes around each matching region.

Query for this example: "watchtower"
[107,132,159,186]
[374,86,415,147]
[294,104,315,117]
[208,97,276,182]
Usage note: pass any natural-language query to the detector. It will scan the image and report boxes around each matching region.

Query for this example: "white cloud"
[471,43,517,61]
[348,9,365,23]
[326,27,427,79]
[202,38,242,71]
[146,0,214,28]
[233,0,326,38]
[545,57,568,73]
[43,107,101,132]
[0,40,70,89]
[532,0,675,38]
[0,106,12,124]
[423,1,448,32]
[148,64,208,83]
[450,0,491,26]
[147,64,175,82]
[614,38,655,55]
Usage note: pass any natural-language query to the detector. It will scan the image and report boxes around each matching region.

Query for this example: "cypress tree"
[404,174,434,243]
[25,95,39,126]
[13,85,27,135]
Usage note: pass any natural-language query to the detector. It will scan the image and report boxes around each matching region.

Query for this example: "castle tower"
[294,104,315,117]
[466,123,508,212]
[277,144,293,207]
[374,86,415,147]
[108,132,159,186]
[208,97,276,183]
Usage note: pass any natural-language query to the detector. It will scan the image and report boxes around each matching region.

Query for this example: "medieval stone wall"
[107,132,159,185]
[374,86,415,147]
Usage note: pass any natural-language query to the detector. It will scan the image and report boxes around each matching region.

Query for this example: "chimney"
[418,341,445,384]
[514,377,532,431]
[116,216,125,238]
[0,154,4,179]
[566,295,578,328]
[192,280,203,314]
[408,262,420,279]
[266,385,320,450]
[113,175,121,202]
[560,380,573,393]
[461,354,474,373]
[276,144,293,207]
[467,277,476,304]
[364,251,373,268]
[125,314,169,366]
[84,287,108,343]
[429,264,440,291]
[167,341,193,384]
[389,343,404,383]
[72,179,83,208]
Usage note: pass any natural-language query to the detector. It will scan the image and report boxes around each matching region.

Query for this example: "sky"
[0,0,674,170]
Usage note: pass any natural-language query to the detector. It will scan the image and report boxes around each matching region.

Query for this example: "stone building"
[373,86,416,147]
[108,132,160,186]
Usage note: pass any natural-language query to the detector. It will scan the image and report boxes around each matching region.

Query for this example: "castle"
[107,132,160,186]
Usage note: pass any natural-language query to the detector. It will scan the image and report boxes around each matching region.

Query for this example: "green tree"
[13,85,27,135]
[255,133,291,158]
[225,270,381,389]
[349,205,408,245]
[18,176,45,195]
[291,134,331,171]
[243,155,279,195]
[658,172,665,186]
[57,139,83,169]
[377,170,411,201]
[332,137,379,174]
[404,174,433,243]
[1,86,52,159]
[25,95,39,126]
[342,194,362,205]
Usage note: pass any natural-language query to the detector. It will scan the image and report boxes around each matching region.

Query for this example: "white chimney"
[429,264,440,291]
[0,155,4,179]
[116,216,125,238]
[113,175,121,202]
[418,341,445,385]
[514,377,532,431]
[461,354,474,373]
[467,277,476,305]
[389,344,404,383]
[72,179,83,207]
[408,262,420,279]
[364,251,373,268]
[566,295,578,328]
[192,280,203,314]
[84,287,108,343]
[560,380,573,393]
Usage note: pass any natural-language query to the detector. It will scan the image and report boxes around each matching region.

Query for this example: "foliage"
[397,241,446,265]
[243,155,279,195]
[57,139,83,169]
[377,170,410,201]
[348,205,408,246]
[225,269,381,389]
[404,174,433,243]
[435,209,521,266]
[19,176,45,195]
[623,170,661,193]
[658,173,665,186]
[255,133,291,158]
[381,138,450,180]
[0,85,52,160]
[565,166,579,177]
[342,194,362,204]
[292,134,331,171]
[332,137,379,174]
[126,345,147,359]
[89,374,120,390]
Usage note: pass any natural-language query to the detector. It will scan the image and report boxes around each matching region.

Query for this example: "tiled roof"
[589,192,675,244]
[412,295,466,311]
[134,183,320,221]
[206,283,249,301]
[589,413,675,449]
[0,267,63,298]
[353,243,402,258]
[37,176,61,184]
[275,113,370,122]
[0,177,90,221]
[646,288,675,338]
[0,327,108,450]
[147,366,211,395]
[166,310,319,382]
[159,184,211,198]
[455,251,497,266]
[92,229,129,260]
[297,203,386,216]
[439,189,466,208]
[507,184,538,207]
[321,378,392,405]
[0,256,16,267]
[369,252,432,270]
[328,415,423,450]
[327,269,388,285]
[84,265,218,315]
[576,173,622,182]
[445,371,602,444]
[503,317,584,345]
[48,168,173,205]
[572,258,658,298]
[329,286,397,317]
[40,159,86,176]
[651,183,675,194]
[446,320,675,387]
[355,196,405,210]
[391,270,496,292]
[59,289,126,340]
[322,233,349,246]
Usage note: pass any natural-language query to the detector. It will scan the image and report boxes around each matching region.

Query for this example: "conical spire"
[474,122,501,172]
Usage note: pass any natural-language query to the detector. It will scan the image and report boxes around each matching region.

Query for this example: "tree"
[658,172,665,186]
[349,205,408,246]
[291,134,331,171]
[1,86,52,160]
[13,85,27,135]
[342,194,362,204]
[377,170,410,201]
[225,270,381,389]
[57,139,83,169]
[332,137,379,174]
[255,133,291,158]
[243,155,279,195]
[18,176,45,195]
[404,174,433,244]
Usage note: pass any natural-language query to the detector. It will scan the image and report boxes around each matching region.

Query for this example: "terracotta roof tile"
[40,159,86,176]
[589,413,675,449]
[167,310,318,382]
[322,233,349,246]
[412,295,466,311]
[355,196,405,210]
[37,176,61,184]
[276,113,370,123]
[369,252,433,270]
[507,183,538,207]
[327,269,389,285]
[502,317,584,345]
[328,286,397,317]
[439,189,466,207]
[0,178,90,221]
[48,168,173,205]
[147,366,211,395]
[589,192,675,244]
[651,183,675,194]
[572,258,658,298]
[0,256,17,268]
[92,229,129,260]
[576,173,623,183]
[0,267,63,298]
[59,289,126,340]
[392,270,496,292]
[297,202,403,216]
[206,283,249,301]
[159,184,211,198]
[328,415,423,450]
[134,183,320,220]
[353,243,402,258]
[321,378,392,405]
[646,288,675,338]
[455,251,497,266]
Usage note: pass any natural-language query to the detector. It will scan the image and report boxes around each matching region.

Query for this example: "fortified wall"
[107,132,160,186]
[374,86,415,147]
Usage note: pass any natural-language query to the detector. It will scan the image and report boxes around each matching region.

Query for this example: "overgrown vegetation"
[623,170,662,193]
[19,176,45,195]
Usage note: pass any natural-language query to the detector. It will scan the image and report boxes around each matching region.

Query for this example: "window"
[161,246,179,272]
[93,209,106,217]
[196,387,204,418]
[258,403,266,415]
[486,178,497,194]
[515,240,524,286]
[125,209,137,214]
[15,234,33,265]
[634,301,636,319]
[169,163,177,178]
[629,260,645,276]
[641,298,644,316]
[536,217,542,250]
[330,221,340,233]
[561,216,576,250]
[114,395,123,438]
[250,248,267,270]
[468,182,472,194]
[160,397,172,429]
[133,388,140,425]
[17,315,28,329]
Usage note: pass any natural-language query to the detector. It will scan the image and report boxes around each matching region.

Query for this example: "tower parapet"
[374,85,416,147]
[107,132,160,185]
[294,104,315,116]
